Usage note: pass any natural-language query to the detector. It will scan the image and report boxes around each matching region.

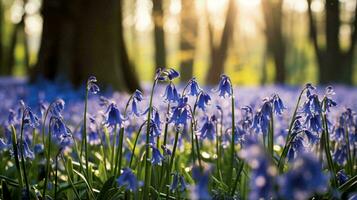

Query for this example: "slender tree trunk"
[179,0,198,82]
[152,0,166,70]
[33,0,140,92]
[307,0,356,84]
[205,0,237,85]
[262,0,286,84]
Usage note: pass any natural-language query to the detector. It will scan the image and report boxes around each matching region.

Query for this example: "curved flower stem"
[268,112,274,157]
[10,125,23,188]
[111,125,118,175]
[129,121,147,168]
[277,88,306,173]
[230,160,244,196]
[43,123,52,198]
[54,154,59,200]
[215,123,222,181]
[83,87,89,178]
[18,114,30,199]
[229,93,236,188]
[344,124,353,175]
[143,79,157,199]
[165,129,180,199]
[61,154,81,200]
[321,112,337,187]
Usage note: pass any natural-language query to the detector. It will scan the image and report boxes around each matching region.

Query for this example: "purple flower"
[105,103,124,128]
[279,154,328,200]
[187,78,201,96]
[87,76,100,94]
[272,94,285,115]
[198,116,216,141]
[163,82,180,102]
[215,75,232,98]
[190,166,211,200]
[169,97,192,126]
[170,172,187,192]
[196,92,211,111]
[49,99,65,118]
[117,168,139,191]
[23,107,39,128]
[150,145,164,165]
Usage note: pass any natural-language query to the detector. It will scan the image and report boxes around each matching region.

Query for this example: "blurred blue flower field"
[0,69,357,200]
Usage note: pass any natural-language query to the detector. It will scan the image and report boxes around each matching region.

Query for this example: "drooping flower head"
[23,106,40,128]
[116,168,140,191]
[186,78,202,96]
[215,75,232,98]
[157,68,180,81]
[169,96,192,126]
[163,82,180,102]
[149,145,164,165]
[271,94,286,115]
[105,103,124,128]
[196,91,211,111]
[49,99,65,118]
[87,76,100,94]
[170,172,187,192]
[198,115,216,141]
[129,89,144,117]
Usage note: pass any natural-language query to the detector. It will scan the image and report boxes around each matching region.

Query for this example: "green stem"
[230,161,244,196]
[115,127,125,176]
[10,125,23,188]
[277,88,306,173]
[165,130,180,199]
[61,155,81,200]
[111,125,118,175]
[43,123,52,198]
[129,121,147,168]
[83,87,89,178]
[19,113,30,199]
[143,80,157,199]
[344,124,353,175]
[55,155,58,200]
[322,112,337,187]
[229,94,236,188]
[268,112,274,157]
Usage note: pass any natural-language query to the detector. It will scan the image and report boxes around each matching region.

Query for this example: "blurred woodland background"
[0,0,356,91]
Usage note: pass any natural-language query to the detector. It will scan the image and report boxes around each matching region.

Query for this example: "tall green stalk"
[10,125,23,188]
[143,79,157,199]
[229,88,236,188]
[83,86,89,178]
[19,114,30,199]
[43,121,52,198]
[277,88,306,173]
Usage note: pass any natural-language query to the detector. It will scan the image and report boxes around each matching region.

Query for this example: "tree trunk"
[152,0,166,71]
[33,0,140,92]
[262,0,286,84]
[179,0,198,82]
[307,0,356,84]
[205,0,237,85]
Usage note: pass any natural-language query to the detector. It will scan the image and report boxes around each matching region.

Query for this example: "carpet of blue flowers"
[0,68,356,200]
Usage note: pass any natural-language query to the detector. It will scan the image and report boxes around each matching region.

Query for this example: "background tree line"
[0,0,356,91]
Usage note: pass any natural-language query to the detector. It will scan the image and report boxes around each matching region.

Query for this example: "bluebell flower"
[50,116,71,143]
[150,145,164,165]
[49,99,65,117]
[252,110,270,136]
[239,141,276,200]
[20,141,34,160]
[148,119,161,138]
[332,126,345,142]
[336,170,349,185]
[169,97,192,126]
[187,78,201,96]
[105,103,124,128]
[87,76,100,94]
[333,145,347,165]
[305,114,323,133]
[305,83,316,97]
[287,134,305,161]
[23,107,39,128]
[198,116,216,140]
[302,94,321,116]
[190,166,211,200]
[117,168,139,191]
[8,109,18,125]
[133,89,143,101]
[196,92,211,111]
[166,68,180,80]
[303,130,319,144]
[272,94,285,115]
[279,154,328,200]
[129,90,144,117]
[161,145,172,156]
[163,82,180,102]
[215,75,232,98]
[170,172,187,192]
[34,144,44,154]
[88,130,100,145]
[233,126,246,144]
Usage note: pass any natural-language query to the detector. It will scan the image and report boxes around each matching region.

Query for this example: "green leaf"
[97,176,116,200]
